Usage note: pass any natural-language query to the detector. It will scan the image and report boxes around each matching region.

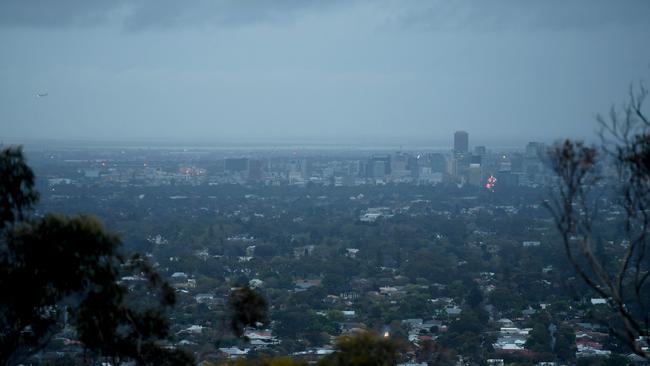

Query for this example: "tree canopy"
[0,146,193,366]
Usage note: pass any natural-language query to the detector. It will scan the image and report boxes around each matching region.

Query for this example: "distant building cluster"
[42,131,551,190]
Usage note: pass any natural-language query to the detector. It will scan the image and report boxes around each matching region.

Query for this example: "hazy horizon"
[2,134,575,152]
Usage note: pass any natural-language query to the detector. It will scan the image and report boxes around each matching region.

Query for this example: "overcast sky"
[1,0,649,147]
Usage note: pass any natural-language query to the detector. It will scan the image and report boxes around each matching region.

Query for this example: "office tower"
[454,131,469,155]
[372,160,387,178]
[248,159,263,181]
[525,141,544,158]
[524,141,546,184]
[390,152,411,179]
[357,160,367,178]
[429,153,447,173]
[468,163,482,186]
[300,158,312,179]
[367,154,391,178]
[452,131,470,181]
[391,152,408,172]
[224,158,249,172]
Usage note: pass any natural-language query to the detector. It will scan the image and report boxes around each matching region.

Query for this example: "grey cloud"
[2,0,649,31]
[0,0,349,30]
[122,0,338,31]
[394,0,650,32]
[0,0,120,28]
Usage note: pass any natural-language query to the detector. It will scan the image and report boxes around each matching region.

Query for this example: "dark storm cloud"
[1,0,649,31]
[121,0,348,31]
[0,0,348,30]
[0,0,119,28]
[391,0,650,32]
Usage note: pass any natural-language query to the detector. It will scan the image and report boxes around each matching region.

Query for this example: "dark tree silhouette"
[0,146,193,366]
[229,286,269,339]
[0,147,38,231]
[547,84,650,360]
[317,331,401,366]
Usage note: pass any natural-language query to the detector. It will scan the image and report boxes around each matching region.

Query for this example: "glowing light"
[485,175,497,191]
[383,331,390,338]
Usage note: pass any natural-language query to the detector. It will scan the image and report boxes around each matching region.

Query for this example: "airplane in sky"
[36,92,48,98]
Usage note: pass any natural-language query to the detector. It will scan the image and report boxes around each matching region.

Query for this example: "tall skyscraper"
[525,141,545,158]
[428,153,447,173]
[454,131,469,155]
[300,158,312,179]
[248,159,263,181]
[468,163,482,186]
[367,154,391,178]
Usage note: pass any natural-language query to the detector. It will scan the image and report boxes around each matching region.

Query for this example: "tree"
[415,339,456,366]
[525,323,552,354]
[226,356,308,366]
[229,286,269,339]
[0,147,38,231]
[547,84,650,360]
[465,282,484,309]
[554,324,576,362]
[318,331,401,366]
[0,146,193,366]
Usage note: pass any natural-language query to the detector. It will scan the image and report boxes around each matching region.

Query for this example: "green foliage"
[229,286,269,338]
[274,309,339,346]
[0,147,38,231]
[0,147,193,366]
[465,282,484,309]
[327,310,345,322]
[415,339,456,366]
[525,322,552,354]
[318,331,400,366]
[226,356,308,366]
[448,307,487,335]
[554,324,576,362]
[2,214,122,359]
[488,286,525,314]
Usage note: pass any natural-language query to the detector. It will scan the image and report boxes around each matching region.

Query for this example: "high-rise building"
[390,152,411,179]
[300,158,312,180]
[367,155,391,178]
[474,145,487,156]
[525,142,544,158]
[454,131,469,155]
[468,163,482,186]
[524,142,546,182]
[428,153,447,173]
[372,160,387,178]
[224,158,249,172]
[248,159,263,181]
[391,152,408,172]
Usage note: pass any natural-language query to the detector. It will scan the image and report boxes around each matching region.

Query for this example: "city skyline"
[2,2,649,363]
[2,128,577,151]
